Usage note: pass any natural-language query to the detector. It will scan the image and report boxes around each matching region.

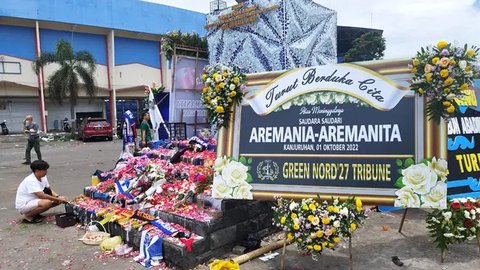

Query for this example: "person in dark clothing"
[23,115,41,165]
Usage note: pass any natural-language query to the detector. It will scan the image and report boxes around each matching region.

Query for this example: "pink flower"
[424,64,433,73]
[439,57,450,68]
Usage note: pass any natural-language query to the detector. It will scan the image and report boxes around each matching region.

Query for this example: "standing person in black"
[23,115,42,165]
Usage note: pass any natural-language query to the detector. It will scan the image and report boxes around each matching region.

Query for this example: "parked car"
[79,118,113,142]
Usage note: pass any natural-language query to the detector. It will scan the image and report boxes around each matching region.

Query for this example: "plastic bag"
[114,244,133,256]
[209,259,240,270]
[100,236,123,252]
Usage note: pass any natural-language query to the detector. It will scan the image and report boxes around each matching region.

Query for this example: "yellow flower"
[227,97,232,103]
[307,215,314,222]
[465,65,472,72]
[447,105,455,113]
[350,223,357,231]
[333,237,340,243]
[411,67,417,73]
[229,91,237,97]
[432,57,440,64]
[215,106,225,113]
[412,58,420,66]
[232,77,240,84]
[321,217,330,225]
[328,243,335,248]
[327,206,335,212]
[291,213,297,219]
[218,82,225,89]
[466,48,476,57]
[214,73,223,83]
[302,204,309,210]
[206,96,211,102]
[437,40,448,49]
[443,101,451,107]
[444,77,454,86]
[222,71,228,78]
[418,88,424,95]
[202,74,207,80]
[444,88,450,93]
[425,73,433,82]
[311,216,320,226]
[316,230,324,238]
[355,199,363,212]
[287,233,294,241]
[202,87,208,93]
[322,242,328,247]
[440,69,449,78]
[280,216,286,224]
[461,83,469,90]
[449,59,456,66]
[313,245,322,251]
[332,207,339,213]
[307,245,313,250]
[309,203,316,210]
[293,224,300,230]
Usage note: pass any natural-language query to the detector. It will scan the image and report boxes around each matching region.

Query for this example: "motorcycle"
[1,120,8,135]
[63,118,72,132]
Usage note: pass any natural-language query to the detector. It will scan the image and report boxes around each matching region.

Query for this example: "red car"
[79,118,113,142]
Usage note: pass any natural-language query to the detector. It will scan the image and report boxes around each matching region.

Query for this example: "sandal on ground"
[22,217,44,224]
[392,256,404,266]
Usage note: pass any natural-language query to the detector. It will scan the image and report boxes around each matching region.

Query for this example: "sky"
[144,0,480,59]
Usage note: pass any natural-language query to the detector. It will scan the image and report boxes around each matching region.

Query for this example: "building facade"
[0,0,206,133]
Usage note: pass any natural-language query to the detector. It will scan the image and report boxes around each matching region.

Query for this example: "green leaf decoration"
[248,158,253,164]
[246,173,253,183]
[396,159,403,167]
[395,177,405,188]
[239,156,247,165]
[404,158,414,168]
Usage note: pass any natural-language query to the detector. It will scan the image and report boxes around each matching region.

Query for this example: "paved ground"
[0,134,479,270]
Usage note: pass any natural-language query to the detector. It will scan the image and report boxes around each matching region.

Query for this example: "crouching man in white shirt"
[15,160,69,223]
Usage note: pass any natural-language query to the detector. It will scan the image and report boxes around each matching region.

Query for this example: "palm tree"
[33,39,97,121]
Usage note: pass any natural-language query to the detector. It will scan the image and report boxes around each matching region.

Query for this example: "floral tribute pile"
[409,41,479,122]
[426,198,480,254]
[201,64,246,128]
[272,197,367,260]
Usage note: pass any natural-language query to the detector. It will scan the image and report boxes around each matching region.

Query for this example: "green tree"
[343,31,386,62]
[33,39,97,120]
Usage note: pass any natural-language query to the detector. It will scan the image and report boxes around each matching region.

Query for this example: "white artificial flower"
[446,93,456,100]
[206,78,212,84]
[222,160,249,187]
[340,207,349,216]
[333,199,339,205]
[442,211,452,221]
[459,60,467,69]
[232,182,253,200]
[421,182,447,208]
[289,201,299,211]
[464,210,471,219]
[212,176,233,199]
[333,220,340,228]
[394,186,421,208]
[443,233,454,238]
[333,93,346,104]
[319,93,332,104]
[305,94,317,105]
[401,163,438,195]
[459,198,467,203]
[229,84,236,90]
[428,157,449,181]
[214,157,228,174]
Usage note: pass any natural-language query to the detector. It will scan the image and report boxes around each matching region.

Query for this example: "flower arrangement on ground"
[394,157,448,208]
[211,156,253,199]
[409,41,479,122]
[426,198,480,253]
[272,197,367,260]
[201,65,246,128]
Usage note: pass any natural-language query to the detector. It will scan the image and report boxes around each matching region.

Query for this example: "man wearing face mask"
[23,115,42,165]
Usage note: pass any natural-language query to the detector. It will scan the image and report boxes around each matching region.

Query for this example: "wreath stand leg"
[398,208,408,233]
[280,232,288,270]
[349,236,353,270]
[477,235,480,253]
[441,249,446,263]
